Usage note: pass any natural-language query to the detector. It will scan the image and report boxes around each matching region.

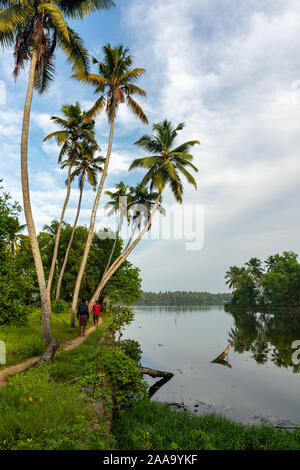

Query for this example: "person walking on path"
[77,300,89,336]
[92,301,102,327]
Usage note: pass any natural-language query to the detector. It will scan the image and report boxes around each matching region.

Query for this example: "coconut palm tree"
[103,181,132,275]
[88,120,199,307]
[225,266,246,290]
[70,43,148,326]
[0,0,114,341]
[43,103,97,300]
[55,142,104,301]
[88,182,165,309]
[5,222,26,255]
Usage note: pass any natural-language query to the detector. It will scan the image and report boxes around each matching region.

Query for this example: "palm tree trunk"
[88,216,123,312]
[55,184,84,301]
[89,193,161,309]
[47,159,72,302]
[70,119,115,327]
[21,52,51,343]
[103,216,123,277]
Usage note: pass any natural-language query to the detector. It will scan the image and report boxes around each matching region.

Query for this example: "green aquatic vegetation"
[114,399,300,450]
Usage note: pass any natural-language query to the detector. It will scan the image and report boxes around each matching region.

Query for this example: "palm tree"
[129,182,165,232]
[245,257,263,279]
[70,44,148,326]
[225,266,246,290]
[88,120,199,307]
[103,181,132,276]
[55,141,104,301]
[0,0,114,342]
[88,182,164,309]
[43,103,97,300]
[5,222,26,255]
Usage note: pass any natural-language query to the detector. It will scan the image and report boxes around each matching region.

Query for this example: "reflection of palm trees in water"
[227,309,300,371]
[228,327,249,353]
[250,332,270,364]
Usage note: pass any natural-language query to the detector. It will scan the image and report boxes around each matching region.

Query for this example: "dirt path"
[0,322,101,389]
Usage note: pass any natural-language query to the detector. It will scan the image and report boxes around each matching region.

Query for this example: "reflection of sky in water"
[123,307,300,425]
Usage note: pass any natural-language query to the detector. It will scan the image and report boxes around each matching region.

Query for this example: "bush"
[99,346,147,408]
[52,300,69,314]
[117,339,142,366]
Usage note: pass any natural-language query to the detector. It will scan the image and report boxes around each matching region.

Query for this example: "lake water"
[123,306,300,426]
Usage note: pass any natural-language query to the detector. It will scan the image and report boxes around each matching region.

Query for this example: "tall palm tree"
[88,182,164,309]
[55,142,104,301]
[0,0,114,342]
[88,120,199,307]
[43,103,97,300]
[70,44,148,326]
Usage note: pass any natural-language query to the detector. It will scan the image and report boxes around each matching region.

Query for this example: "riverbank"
[1,307,300,450]
[114,399,300,450]
[0,313,117,449]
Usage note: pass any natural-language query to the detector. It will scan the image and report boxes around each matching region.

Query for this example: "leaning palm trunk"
[47,161,72,302]
[103,216,123,278]
[89,193,161,309]
[55,184,83,301]
[88,216,124,312]
[70,119,115,326]
[21,52,51,342]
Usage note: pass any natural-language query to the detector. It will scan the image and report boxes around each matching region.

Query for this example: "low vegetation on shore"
[114,400,300,450]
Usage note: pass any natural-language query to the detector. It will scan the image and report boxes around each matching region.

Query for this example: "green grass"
[114,399,300,450]
[0,313,117,450]
[0,308,94,369]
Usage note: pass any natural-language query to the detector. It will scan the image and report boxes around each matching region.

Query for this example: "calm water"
[123,306,300,425]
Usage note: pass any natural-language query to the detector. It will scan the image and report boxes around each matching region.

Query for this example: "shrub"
[52,300,69,314]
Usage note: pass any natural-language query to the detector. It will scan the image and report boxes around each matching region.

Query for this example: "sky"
[1,0,300,293]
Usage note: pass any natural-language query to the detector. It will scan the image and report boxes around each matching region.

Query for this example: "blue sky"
[1,0,300,293]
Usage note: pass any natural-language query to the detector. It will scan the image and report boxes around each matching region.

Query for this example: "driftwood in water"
[139,367,174,398]
[139,367,174,379]
[148,376,173,398]
[211,344,232,368]
[35,338,61,366]
[212,359,232,369]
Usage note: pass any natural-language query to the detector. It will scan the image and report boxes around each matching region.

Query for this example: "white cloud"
[123,0,300,291]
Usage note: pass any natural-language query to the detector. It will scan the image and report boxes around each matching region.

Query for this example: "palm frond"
[59,0,115,20]
[126,95,148,124]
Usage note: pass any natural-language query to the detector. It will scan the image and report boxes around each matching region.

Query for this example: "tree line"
[225,252,300,309]
[135,291,232,306]
[0,1,200,341]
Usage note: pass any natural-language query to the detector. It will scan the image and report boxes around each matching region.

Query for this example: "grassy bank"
[0,308,88,370]
[0,310,149,450]
[114,399,300,450]
[0,313,117,450]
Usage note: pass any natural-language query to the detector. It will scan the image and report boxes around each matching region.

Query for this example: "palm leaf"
[126,95,148,124]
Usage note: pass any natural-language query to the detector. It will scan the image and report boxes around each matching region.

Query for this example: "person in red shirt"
[92,301,102,327]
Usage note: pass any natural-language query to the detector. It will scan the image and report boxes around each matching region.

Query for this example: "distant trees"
[0,182,34,325]
[226,252,300,309]
[0,180,141,326]
[135,291,232,306]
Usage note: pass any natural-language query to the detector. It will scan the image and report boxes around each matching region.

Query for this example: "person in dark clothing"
[77,300,89,336]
